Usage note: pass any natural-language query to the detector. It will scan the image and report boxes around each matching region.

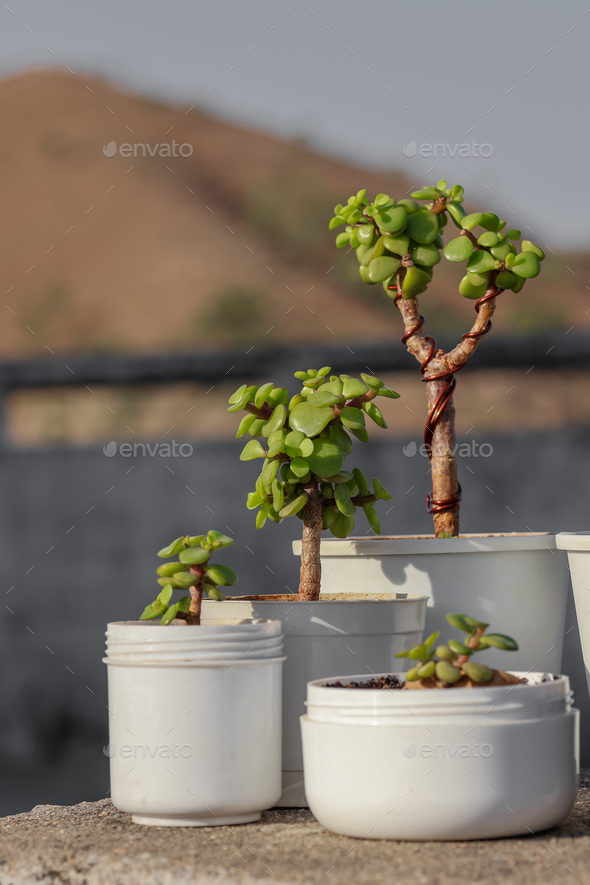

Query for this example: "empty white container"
[104,619,284,826]
[301,671,578,840]
[295,534,569,673]
[202,596,427,805]
[556,533,590,697]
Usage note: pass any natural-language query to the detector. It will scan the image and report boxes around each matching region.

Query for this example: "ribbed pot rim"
[104,619,284,665]
[306,671,569,712]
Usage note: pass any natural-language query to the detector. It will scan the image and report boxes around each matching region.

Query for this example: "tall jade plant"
[228,368,397,600]
[330,183,546,538]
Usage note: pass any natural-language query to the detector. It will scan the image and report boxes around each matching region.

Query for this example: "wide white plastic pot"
[202,596,427,806]
[301,671,578,840]
[104,619,284,826]
[294,534,569,673]
[556,533,590,697]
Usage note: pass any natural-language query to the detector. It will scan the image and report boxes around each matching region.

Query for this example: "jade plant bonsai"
[396,612,519,689]
[139,531,237,625]
[330,183,546,538]
[228,367,397,600]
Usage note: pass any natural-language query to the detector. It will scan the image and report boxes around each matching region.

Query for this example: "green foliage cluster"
[139,531,237,625]
[228,368,396,537]
[330,183,546,301]
[396,612,518,685]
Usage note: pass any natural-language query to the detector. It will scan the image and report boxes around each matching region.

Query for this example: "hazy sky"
[1,0,589,247]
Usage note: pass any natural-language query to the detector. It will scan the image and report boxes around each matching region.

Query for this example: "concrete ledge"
[2,776,590,885]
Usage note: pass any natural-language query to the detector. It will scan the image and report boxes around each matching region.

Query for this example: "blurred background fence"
[0,335,589,814]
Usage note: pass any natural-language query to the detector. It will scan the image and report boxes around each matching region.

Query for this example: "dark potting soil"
[324,675,404,690]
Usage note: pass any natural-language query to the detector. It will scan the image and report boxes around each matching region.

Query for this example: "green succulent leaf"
[521,240,545,261]
[461,212,484,231]
[329,424,353,455]
[444,236,474,263]
[279,493,308,518]
[436,644,458,661]
[156,562,189,577]
[411,243,441,267]
[477,231,499,247]
[306,438,344,478]
[178,546,211,566]
[248,418,266,437]
[448,639,473,656]
[290,402,336,437]
[478,633,518,651]
[377,387,400,399]
[228,384,247,405]
[424,631,441,650]
[383,233,410,255]
[405,666,421,681]
[479,213,501,232]
[466,250,498,274]
[446,613,477,635]
[236,414,257,438]
[360,373,384,392]
[363,504,380,535]
[160,603,179,626]
[463,662,494,683]
[417,660,436,679]
[511,251,541,278]
[171,571,198,589]
[446,202,466,226]
[435,661,463,684]
[401,265,431,299]
[376,206,407,233]
[408,643,428,660]
[341,376,370,398]
[405,209,440,245]
[262,404,287,438]
[307,390,340,407]
[240,439,267,461]
[254,382,274,409]
[290,457,311,478]
[330,510,355,538]
[373,478,392,501]
[362,401,387,429]
[368,256,401,282]
[459,274,486,300]
[410,186,440,200]
[334,482,355,517]
[505,228,521,240]
[352,467,368,496]
[340,406,366,432]
[157,537,186,558]
[204,564,238,586]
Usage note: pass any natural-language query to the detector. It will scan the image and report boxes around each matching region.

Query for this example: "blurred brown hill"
[1,67,588,361]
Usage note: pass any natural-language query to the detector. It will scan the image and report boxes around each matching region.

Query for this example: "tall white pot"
[294,534,569,673]
[556,533,590,697]
[104,619,284,826]
[202,596,427,806]
[302,672,579,840]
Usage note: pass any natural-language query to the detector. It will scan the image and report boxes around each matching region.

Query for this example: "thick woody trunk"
[186,584,203,625]
[426,378,459,536]
[298,482,323,600]
[394,270,500,539]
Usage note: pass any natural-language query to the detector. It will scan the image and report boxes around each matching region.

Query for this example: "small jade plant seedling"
[331,185,546,538]
[396,613,518,688]
[139,531,237,626]
[228,367,398,600]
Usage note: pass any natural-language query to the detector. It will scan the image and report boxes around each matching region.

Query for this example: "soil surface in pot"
[324,671,528,690]
[227,593,404,602]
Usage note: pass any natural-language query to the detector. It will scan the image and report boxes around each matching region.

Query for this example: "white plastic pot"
[294,534,569,673]
[202,596,427,806]
[301,671,578,840]
[104,619,284,826]
[556,533,590,697]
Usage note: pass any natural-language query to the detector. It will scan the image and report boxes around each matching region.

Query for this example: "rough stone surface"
[2,775,590,885]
